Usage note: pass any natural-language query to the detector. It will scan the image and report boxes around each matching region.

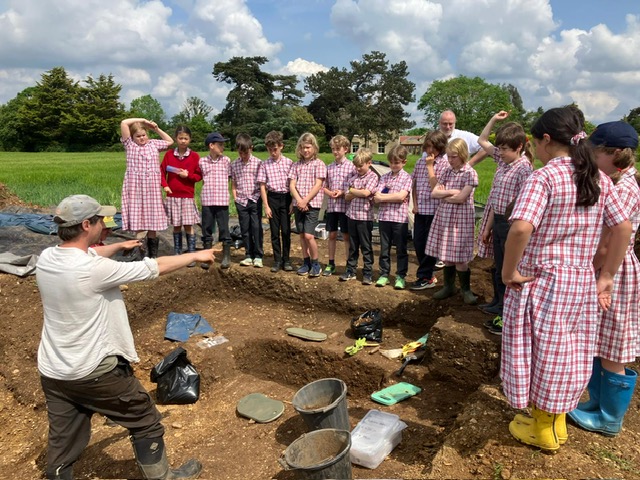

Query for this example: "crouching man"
[36,195,213,479]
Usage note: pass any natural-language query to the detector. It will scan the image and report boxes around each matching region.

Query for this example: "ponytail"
[531,106,600,207]
[523,140,534,165]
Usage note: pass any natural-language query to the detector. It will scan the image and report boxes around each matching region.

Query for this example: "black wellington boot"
[220,243,231,269]
[186,234,197,267]
[132,436,202,480]
[172,232,183,256]
[147,237,160,259]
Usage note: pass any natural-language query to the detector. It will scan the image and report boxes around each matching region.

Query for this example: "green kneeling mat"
[371,382,422,406]
[237,393,285,423]
[286,327,327,342]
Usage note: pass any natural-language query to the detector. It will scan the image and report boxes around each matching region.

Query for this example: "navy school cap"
[205,132,229,147]
[589,121,639,149]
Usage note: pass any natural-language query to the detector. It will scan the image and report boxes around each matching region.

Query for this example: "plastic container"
[292,378,350,431]
[349,409,407,469]
[280,428,352,480]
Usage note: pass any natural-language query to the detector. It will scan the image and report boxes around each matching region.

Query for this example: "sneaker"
[435,260,445,270]
[297,264,311,276]
[340,270,357,281]
[309,262,322,277]
[483,315,502,330]
[487,316,503,336]
[376,276,389,288]
[410,277,438,291]
[362,275,373,285]
[239,257,253,267]
[283,262,294,272]
[253,258,263,268]
[270,263,281,273]
[394,277,406,290]
[322,264,336,277]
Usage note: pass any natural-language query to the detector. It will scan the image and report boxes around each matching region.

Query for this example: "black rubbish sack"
[351,310,383,343]
[150,347,200,405]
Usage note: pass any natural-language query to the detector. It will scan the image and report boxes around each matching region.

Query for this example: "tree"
[404,127,427,136]
[417,75,513,134]
[129,94,167,129]
[305,51,415,144]
[176,96,213,123]
[273,75,304,107]
[16,67,79,151]
[63,74,125,150]
[0,87,37,151]
[623,107,640,135]
[212,56,275,133]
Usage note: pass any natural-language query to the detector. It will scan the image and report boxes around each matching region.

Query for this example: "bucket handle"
[278,455,295,471]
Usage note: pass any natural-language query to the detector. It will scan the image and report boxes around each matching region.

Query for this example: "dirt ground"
[1,184,640,479]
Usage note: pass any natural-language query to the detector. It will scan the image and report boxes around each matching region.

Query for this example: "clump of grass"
[595,448,640,475]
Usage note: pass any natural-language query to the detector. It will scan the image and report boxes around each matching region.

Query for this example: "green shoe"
[322,264,336,277]
[376,276,389,287]
[394,277,406,290]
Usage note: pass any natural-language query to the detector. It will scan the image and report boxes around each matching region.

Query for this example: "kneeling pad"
[237,393,285,423]
[286,327,327,342]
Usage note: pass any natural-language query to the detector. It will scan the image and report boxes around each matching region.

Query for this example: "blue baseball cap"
[205,132,229,147]
[589,121,638,149]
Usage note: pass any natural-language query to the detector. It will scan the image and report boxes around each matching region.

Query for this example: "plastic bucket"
[280,428,352,480]
[292,378,349,431]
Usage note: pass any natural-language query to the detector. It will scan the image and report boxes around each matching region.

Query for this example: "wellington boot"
[575,357,602,412]
[221,243,231,269]
[478,267,499,309]
[568,367,637,436]
[433,266,458,300]
[509,406,560,452]
[457,269,478,305]
[514,411,567,445]
[133,436,202,479]
[147,237,160,259]
[172,232,183,256]
[186,234,197,267]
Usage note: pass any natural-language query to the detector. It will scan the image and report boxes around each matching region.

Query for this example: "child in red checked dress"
[502,106,631,452]
[425,138,478,304]
[568,121,640,437]
[160,125,202,265]
[120,117,173,258]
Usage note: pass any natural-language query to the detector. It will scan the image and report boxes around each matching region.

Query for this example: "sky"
[0,0,639,129]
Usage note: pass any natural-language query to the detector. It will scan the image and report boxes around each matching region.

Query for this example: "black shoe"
[482,304,503,316]
[270,263,281,273]
[283,262,294,272]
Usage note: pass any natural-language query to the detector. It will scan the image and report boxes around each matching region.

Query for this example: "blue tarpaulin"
[0,212,122,235]
[165,312,214,342]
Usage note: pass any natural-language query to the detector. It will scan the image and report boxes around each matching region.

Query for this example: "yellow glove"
[345,337,367,356]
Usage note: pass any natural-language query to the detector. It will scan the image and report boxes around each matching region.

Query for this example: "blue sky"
[0,0,639,128]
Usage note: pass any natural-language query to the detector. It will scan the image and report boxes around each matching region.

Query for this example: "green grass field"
[0,150,498,211]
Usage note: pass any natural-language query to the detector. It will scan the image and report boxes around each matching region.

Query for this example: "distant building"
[398,135,425,155]
[350,133,425,156]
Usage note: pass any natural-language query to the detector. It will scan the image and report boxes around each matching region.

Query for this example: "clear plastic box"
[349,409,407,469]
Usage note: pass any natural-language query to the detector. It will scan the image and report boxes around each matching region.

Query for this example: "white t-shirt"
[450,128,481,154]
[36,246,159,380]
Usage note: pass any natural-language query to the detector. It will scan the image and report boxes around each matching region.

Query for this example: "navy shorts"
[325,211,348,233]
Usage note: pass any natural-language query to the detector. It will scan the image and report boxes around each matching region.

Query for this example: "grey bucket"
[280,428,352,480]
[292,378,349,431]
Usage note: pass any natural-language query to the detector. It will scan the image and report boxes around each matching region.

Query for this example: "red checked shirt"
[230,155,262,206]
[377,170,413,223]
[289,158,327,208]
[412,154,448,215]
[325,158,357,213]
[199,154,231,206]
[346,169,379,221]
[256,155,293,193]
[160,148,202,198]
[489,148,533,216]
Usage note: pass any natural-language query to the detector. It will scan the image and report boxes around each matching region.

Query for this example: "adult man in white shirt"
[439,110,487,166]
[37,195,212,480]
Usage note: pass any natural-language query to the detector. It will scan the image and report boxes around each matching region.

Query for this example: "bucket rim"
[283,428,352,471]
[292,378,347,415]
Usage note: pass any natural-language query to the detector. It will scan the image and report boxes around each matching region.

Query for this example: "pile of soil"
[0,183,639,479]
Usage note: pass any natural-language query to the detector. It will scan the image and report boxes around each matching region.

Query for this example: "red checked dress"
[160,148,202,226]
[424,163,478,263]
[501,156,627,413]
[121,137,170,231]
[597,167,640,363]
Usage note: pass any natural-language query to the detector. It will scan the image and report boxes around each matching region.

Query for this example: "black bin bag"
[150,347,200,405]
[350,309,383,343]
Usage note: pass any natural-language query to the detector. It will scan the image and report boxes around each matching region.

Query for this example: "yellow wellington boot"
[514,411,567,445]
[509,406,560,452]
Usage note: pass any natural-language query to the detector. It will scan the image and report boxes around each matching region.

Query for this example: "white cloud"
[280,59,329,77]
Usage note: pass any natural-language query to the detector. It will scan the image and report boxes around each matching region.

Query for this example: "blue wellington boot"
[568,367,637,437]
[576,357,602,412]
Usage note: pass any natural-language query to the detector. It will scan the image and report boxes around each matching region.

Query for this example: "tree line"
[1,52,633,153]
